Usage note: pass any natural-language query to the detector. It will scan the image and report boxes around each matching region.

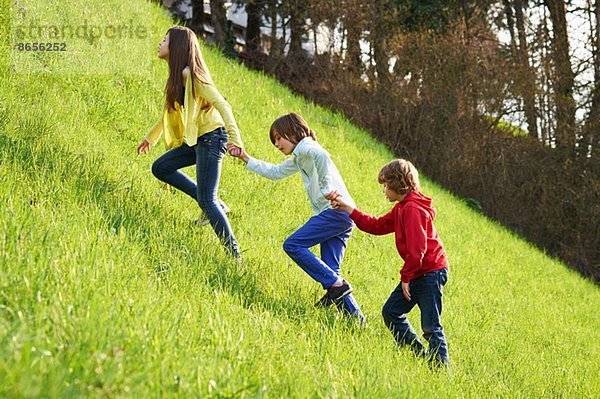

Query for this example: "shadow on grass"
[1,129,349,328]
[0,128,155,244]
[204,256,363,330]
[205,259,314,322]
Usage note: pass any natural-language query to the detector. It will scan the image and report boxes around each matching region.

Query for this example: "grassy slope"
[0,0,599,397]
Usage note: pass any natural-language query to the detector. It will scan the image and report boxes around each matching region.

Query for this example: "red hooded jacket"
[350,191,448,283]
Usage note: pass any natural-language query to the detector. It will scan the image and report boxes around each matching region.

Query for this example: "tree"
[514,0,539,138]
[370,0,395,84]
[286,0,307,58]
[190,0,206,35]
[581,0,600,159]
[267,0,282,57]
[503,0,518,55]
[544,0,577,151]
[210,0,228,49]
[343,0,365,74]
[245,1,265,52]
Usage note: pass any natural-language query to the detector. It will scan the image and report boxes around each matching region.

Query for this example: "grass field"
[1,0,599,397]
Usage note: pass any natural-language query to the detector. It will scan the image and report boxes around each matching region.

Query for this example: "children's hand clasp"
[326,190,353,213]
[228,144,242,157]
[324,190,340,202]
[227,143,249,163]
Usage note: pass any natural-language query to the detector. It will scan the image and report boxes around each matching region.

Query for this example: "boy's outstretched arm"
[234,148,298,180]
[327,190,396,235]
[325,190,354,213]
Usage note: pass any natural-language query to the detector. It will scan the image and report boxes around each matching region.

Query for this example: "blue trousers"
[382,268,449,362]
[151,128,239,256]
[283,209,364,318]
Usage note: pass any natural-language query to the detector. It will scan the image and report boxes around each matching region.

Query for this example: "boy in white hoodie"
[229,113,364,321]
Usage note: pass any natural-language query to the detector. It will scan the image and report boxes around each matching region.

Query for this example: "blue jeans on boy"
[382,268,449,363]
[282,208,364,320]
[151,128,239,256]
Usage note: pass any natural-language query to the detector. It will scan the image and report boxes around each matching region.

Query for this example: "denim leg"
[195,129,239,256]
[338,295,365,322]
[151,144,197,199]
[320,233,350,276]
[415,269,449,362]
[283,209,353,288]
[382,284,427,355]
[320,232,364,319]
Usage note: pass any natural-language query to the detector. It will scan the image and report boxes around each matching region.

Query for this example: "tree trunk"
[281,15,287,53]
[503,0,517,56]
[246,1,264,52]
[539,11,553,145]
[582,0,600,159]
[269,0,281,57]
[210,0,227,48]
[515,0,539,138]
[190,0,205,35]
[372,1,390,84]
[344,1,362,74]
[288,1,306,58]
[544,0,576,152]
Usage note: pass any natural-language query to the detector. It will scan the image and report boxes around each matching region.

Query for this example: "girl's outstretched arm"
[144,117,163,147]
[194,80,243,149]
[137,116,163,155]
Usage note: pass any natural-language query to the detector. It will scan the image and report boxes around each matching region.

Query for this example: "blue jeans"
[382,268,449,362]
[283,209,364,319]
[151,128,239,256]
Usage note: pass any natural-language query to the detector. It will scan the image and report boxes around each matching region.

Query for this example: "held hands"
[324,190,354,214]
[137,139,151,155]
[227,143,249,163]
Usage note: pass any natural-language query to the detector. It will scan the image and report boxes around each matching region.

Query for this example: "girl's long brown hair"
[164,26,213,112]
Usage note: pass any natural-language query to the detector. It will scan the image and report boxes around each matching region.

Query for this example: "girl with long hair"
[137,26,243,258]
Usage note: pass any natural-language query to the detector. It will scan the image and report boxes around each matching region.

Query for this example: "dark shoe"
[327,280,353,301]
[315,280,353,307]
[315,292,335,307]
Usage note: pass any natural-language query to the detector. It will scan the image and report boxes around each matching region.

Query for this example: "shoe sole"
[315,298,335,308]
[328,286,353,302]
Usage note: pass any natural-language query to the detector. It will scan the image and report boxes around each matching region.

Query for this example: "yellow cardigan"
[145,73,243,149]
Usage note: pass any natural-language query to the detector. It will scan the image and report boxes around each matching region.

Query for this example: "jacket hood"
[401,191,436,219]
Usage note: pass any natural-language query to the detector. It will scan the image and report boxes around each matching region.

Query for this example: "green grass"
[486,116,529,137]
[1,0,599,397]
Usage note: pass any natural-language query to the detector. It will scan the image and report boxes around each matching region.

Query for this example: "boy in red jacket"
[326,159,450,366]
